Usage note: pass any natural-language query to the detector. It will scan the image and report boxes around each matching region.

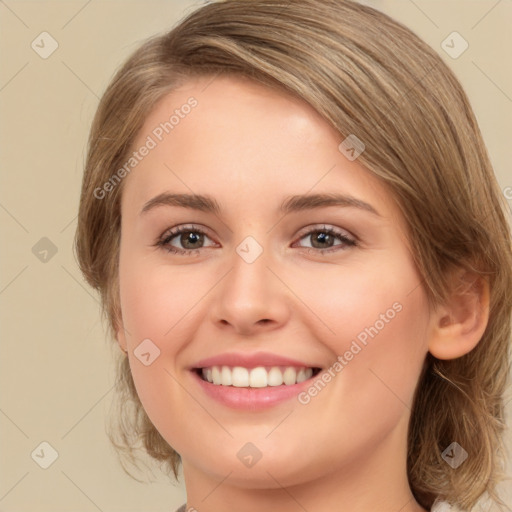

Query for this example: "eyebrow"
[140,192,381,217]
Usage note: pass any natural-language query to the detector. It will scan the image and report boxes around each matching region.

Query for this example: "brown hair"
[75,0,512,509]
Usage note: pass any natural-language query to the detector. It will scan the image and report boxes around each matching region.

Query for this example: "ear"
[428,268,490,360]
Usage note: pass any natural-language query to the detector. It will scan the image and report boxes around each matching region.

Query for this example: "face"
[116,75,432,490]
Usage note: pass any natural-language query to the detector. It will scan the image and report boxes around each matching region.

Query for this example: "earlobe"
[428,269,490,360]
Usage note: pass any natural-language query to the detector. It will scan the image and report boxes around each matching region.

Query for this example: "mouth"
[194,365,323,388]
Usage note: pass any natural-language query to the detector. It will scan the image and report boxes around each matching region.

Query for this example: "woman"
[75,1,512,510]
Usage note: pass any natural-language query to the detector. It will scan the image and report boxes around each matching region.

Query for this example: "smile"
[197,365,322,387]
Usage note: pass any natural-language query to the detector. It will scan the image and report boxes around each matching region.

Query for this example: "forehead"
[136,74,337,155]
[123,74,404,229]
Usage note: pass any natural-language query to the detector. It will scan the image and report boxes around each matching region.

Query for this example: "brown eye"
[156,225,215,255]
[295,226,357,254]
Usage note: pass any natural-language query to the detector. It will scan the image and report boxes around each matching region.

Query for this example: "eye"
[155,225,217,255]
[293,225,357,254]
[154,224,357,256]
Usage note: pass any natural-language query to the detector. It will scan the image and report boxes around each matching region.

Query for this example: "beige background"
[1,1,511,511]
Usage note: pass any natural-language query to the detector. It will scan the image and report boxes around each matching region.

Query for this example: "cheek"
[118,255,202,346]
[118,256,202,452]
[353,290,429,402]
[293,251,426,351]
[297,251,429,414]
[274,264,430,476]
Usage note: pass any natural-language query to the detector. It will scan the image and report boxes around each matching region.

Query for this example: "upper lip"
[191,351,322,370]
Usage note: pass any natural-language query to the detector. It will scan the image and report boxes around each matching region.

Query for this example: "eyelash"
[154,224,357,256]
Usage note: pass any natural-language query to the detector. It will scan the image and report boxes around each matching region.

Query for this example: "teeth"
[221,365,232,386]
[232,366,249,387]
[268,367,283,386]
[249,367,267,388]
[296,368,308,383]
[283,367,296,385]
[201,366,314,387]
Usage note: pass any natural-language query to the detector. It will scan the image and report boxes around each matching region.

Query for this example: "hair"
[75,0,512,509]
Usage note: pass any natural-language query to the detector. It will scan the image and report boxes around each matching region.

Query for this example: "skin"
[116,75,489,512]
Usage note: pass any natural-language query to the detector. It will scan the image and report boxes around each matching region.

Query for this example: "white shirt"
[431,499,463,512]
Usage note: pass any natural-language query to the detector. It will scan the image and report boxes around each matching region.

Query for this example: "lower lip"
[190,370,317,410]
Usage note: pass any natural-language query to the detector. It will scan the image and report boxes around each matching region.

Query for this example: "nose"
[208,242,290,336]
